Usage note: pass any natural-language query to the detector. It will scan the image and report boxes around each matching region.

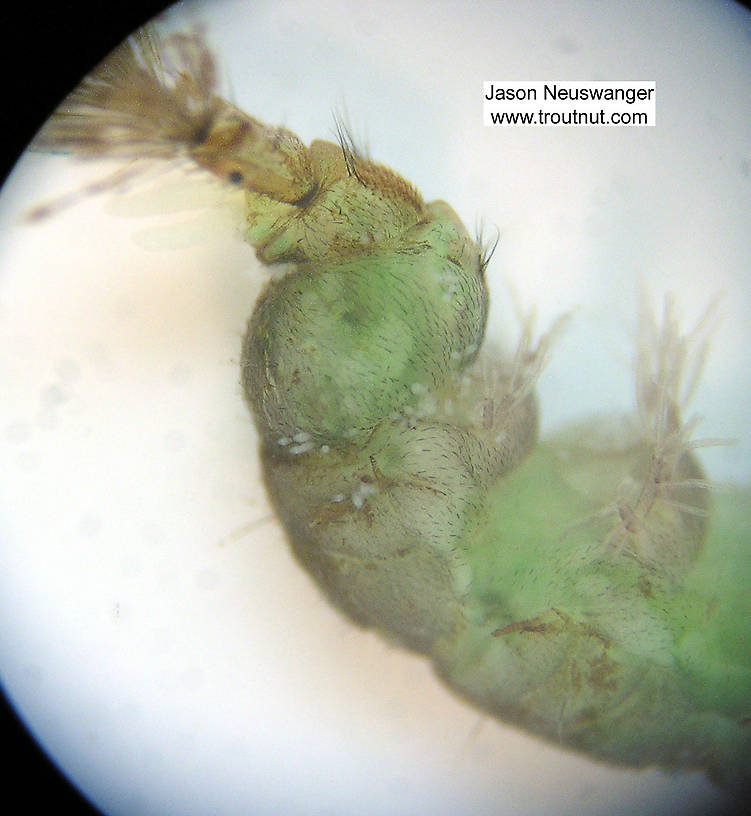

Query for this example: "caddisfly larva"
[32,24,751,793]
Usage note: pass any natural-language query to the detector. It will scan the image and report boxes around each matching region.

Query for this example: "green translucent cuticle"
[35,26,750,792]
[241,128,751,790]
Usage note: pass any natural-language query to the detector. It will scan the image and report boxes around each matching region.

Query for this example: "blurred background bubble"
[1,1,749,814]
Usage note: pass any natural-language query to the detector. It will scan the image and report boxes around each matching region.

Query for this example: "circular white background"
[1,1,749,814]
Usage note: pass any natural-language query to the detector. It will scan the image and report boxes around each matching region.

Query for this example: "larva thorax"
[238,141,532,652]
[240,205,490,450]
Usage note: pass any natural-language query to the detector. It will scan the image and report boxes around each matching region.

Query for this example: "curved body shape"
[36,27,751,790]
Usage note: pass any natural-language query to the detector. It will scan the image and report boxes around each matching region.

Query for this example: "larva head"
[189,109,316,204]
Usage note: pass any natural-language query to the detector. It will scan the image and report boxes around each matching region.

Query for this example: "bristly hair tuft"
[476,221,500,276]
[333,114,365,184]
[33,25,223,161]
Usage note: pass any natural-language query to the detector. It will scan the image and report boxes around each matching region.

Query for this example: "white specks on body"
[351,481,378,509]
[289,441,315,455]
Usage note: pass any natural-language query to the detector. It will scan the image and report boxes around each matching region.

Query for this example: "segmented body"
[34,26,751,790]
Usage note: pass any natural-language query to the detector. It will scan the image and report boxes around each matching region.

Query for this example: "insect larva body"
[32,24,751,793]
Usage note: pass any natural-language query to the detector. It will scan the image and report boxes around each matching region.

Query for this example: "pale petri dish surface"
[1,1,750,814]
